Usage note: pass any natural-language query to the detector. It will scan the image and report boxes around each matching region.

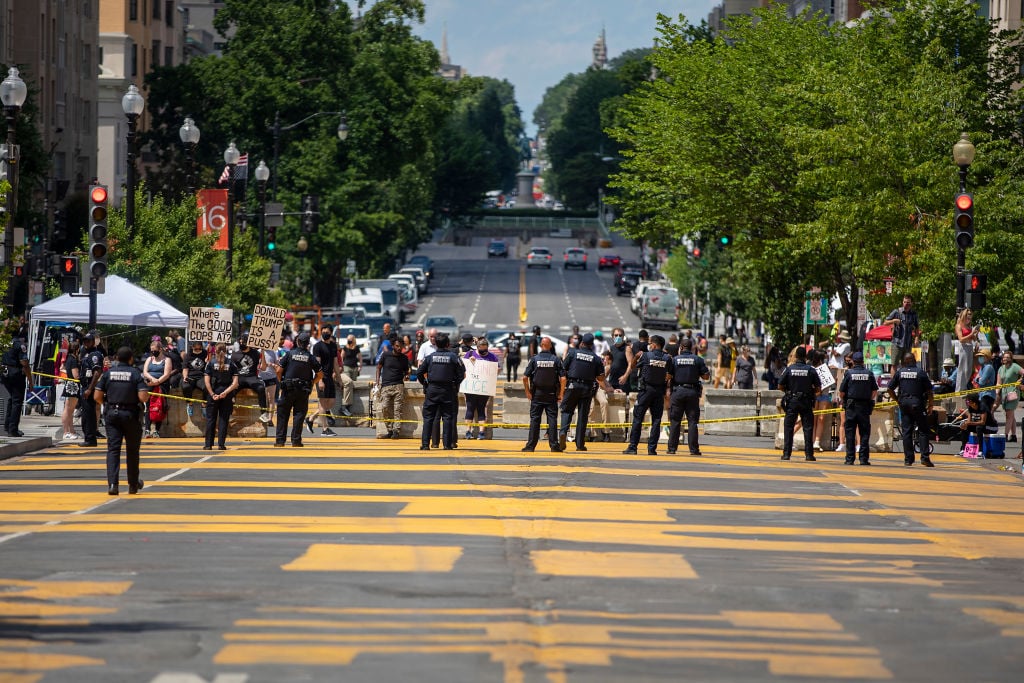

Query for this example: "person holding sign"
[521,337,565,452]
[463,338,500,440]
[417,333,465,450]
[203,343,239,451]
[275,333,322,447]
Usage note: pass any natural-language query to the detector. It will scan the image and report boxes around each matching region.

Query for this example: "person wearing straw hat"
[933,357,957,395]
[973,348,997,415]
[826,330,852,370]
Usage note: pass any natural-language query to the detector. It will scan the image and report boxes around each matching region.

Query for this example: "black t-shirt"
[506,337,522,358]
[230,347,261,377]
[342,345,361,368]
[97,361,147,404]
[379,351,410,386]
[65,353,80,379]
[205,358,240,393]
[313,339,339,375]
[184,349,208,373]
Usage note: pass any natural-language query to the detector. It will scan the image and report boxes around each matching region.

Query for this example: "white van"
[631,280,664,315]
[343,287,384,316]
[640,286,681,329]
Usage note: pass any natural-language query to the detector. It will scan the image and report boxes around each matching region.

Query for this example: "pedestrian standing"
[231,333,270,424]
[522,337,565,452]
[275,332,322,447]
[886,353,935,467]
[779,346,822,462]
[416,328,438,364]
[260,342,281,425]
[663,333,679,357]
[375,337,410,439]
[557,333,606,452]
[838,352,877,465]
[94,346,148,495]
[463,337,499,440]
[996,351,1023,442]
[666,337,710,455]
[607,328,628,392]
[527,325,542,360]
[308,325,340,436]
[142,338,172,438]
[337,333,362,417]
[417,333,465,450]
[622,334,672,455]
[624,329,650,393]
[78,333,105,447]
[587,351,615,443]
[203,342,239,451]
[1,337,31,437]
[885,295,920,365]
[592,330,610,357]
[180,340,208,418]
[954,309,978,392]
[732,345,757,390]
[713,335,734,389]
[60,339,82,440]
[505,332,522,382]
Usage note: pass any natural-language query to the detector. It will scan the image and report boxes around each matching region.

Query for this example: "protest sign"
[815,363,836,391]
[460,358,499,397]
[248,305,288,350]
[188,307,233,343]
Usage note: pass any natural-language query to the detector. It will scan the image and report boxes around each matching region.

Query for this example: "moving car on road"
[408,255,433,279]
[563,247,587,270]
[615,270,643,296]
[487,240,509,258]
[424,315,460,340]
[526,247,553,269]
[598,253,621,270]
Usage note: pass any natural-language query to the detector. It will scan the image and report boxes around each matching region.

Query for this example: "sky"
[369,1,720,136]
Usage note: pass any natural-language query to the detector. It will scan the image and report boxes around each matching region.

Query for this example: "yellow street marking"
[0,580,132,601]
[0,672,44,683]
[283,544,463,572]
[962,607,1024,637]
[0,493,119,512]
[0,652,104,670]
[0,602,115,618]
[530,550,697,579]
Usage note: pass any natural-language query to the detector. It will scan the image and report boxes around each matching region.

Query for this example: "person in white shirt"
[416,328,438,363]
[827,330,851,370]
[591,330,610,357]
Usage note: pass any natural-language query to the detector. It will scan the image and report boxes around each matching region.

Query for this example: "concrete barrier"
[773,400,894,452]
[502,383,629,441]
[703,389,759,436]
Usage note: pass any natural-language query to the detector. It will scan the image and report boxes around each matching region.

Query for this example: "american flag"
[218,153,249,185]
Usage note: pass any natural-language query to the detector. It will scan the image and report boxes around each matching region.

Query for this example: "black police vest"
[426,351,458,384]
[81,348,104,380]
[843,368,876,400]
[102,363,142,405]
[672,353,704,385]
[640,350,671,388]
[530,352,560,390]
[283,349,316,382]
[783,363,816,395]
[894,367,929,400]
[566,350,598,382]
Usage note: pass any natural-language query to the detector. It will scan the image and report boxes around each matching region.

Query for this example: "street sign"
[856,286,867,331]
[264,202,283,228]
[805,297,828,325]
[346,259,356,275]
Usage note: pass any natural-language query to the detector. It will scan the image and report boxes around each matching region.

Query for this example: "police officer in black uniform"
[417,333,465,450]
[231,333,269,422]
[666,337,711,455]
[521,336,565,452]
[180,340,208,417]
[779,346,822,461]
[622,334,672,455]
[887,352,935,467]
[78,332,106,447]
[1,337,31,436]
[838,351,878,465]
[275,332,322,447]
[558,333,607,452]
[94,346,149,495]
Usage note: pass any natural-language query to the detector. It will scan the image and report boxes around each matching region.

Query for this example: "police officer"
[78,332,106,447]
[838,351,878,465]
[275,332,322,447]
[622,334,672,455]
[231,333,269,423]
[521,336,565,452]
[417,333,465,450]
[558,333,607,452]
[94,346,149,495]
[1,337,31,436]
[887,352,935,467]
[666,337,710,455]
[779,346,822,461]
[180,340,208,417]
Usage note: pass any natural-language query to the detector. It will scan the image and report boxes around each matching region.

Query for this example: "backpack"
[148,386,168,422]
[720,345,733,366]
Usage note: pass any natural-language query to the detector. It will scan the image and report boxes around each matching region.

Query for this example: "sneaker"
[813,441,823,452]
[477,433,486,440]
[465,430,473,440]
[187,405,194,417]
[305,418,314,433]
[144,430,153,439]
[340,406,352,417]
[322,428,337,437]
[326,415,337,427]
[151,430,160,438]
[259,412,271,424]
[835,443,845,452]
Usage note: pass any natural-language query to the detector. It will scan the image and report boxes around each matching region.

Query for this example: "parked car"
[615,270,643,296]
[424,315,460,341]
[408,255,433,279]
[563,247,587,270]
[526,247,553,269]
[598,253,621,270]
[617,260,644,278]
[333,324,373,364]
[399,266,428,294]
[487,240,509,258]
[640,286,681,329]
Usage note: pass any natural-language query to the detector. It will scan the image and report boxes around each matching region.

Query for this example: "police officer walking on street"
[522,336,565,452]
[558,333,607,452]
[621,334,672,455]
[94,346,149,495]
[887,352,935,467]
[1,337,31,436]
[779,346,822,461]
[275,332,322,447]
[79,332,106,447]
[417,333,466,450]
[838,351,878,465]
[666,337,710,455]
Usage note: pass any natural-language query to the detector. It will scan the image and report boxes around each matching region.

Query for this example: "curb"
[0,436,54,461]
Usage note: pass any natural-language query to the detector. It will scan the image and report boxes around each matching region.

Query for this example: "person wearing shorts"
[309,325,339,436]
[463,337,499,439]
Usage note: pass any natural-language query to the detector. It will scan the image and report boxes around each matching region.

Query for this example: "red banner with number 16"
[196,189,229,250]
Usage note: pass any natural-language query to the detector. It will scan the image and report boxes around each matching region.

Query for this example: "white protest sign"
[247,304,287,351]
[188,307,233,343]
[815,364,836,391]
[460,358,499,397]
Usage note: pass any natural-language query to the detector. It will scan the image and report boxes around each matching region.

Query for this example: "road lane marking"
[283,544,463,572]
[530,550,698,579]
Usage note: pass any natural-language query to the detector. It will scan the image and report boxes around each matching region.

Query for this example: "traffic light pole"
[955,165,968,312]
[88,277,97,329]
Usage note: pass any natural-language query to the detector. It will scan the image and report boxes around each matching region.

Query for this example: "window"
[129,0,137,21]
[165,45,173,67]
[153,0,160,20]
[165,1,174,27]
[130,43,137,76]
[152,40,160,67]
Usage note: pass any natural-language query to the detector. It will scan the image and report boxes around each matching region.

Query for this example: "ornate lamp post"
[223,142,240,279]
[952,133,976,312]
[2,66,27,287]
[254,160,270,257]
[178,116,201,196]
[121,85,145,239]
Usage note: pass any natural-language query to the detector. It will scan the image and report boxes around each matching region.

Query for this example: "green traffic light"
[719,236,730,245]
[267,242,276,251]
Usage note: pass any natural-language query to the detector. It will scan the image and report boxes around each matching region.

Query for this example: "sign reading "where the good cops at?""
[188,307,233,343]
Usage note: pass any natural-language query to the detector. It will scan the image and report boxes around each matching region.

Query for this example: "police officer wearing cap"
[779,346,822,461]
[94,346,149,495]
[275,332,322,447]
[522,336,565,452]
[1,336,31,436]
[558,333,607,451]
[621,334,672,455]
[417,333,466,450]
[78,332,106,447]
[838,351,878,465]
[887,352,935,467]
[666,337,711,455]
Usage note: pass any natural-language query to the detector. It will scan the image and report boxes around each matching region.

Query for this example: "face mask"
[614,336,623,344]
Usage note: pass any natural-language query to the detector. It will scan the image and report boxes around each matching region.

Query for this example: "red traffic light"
[971,275,980,289]
[955,194,973,211]
[692,247,702,258]
[90,186,108,203]
[62,258,76,273]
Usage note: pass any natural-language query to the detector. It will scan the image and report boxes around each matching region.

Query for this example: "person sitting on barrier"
[180,340,208,418]
[957,393,998,457]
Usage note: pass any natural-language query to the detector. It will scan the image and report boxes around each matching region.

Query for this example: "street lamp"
[270,110,349,199]
[254,160,270,257]
[223,141,240,279]
[952,132,976,312]
[121,84,145,239]
[2,66,27,294]
[178,116,201,196]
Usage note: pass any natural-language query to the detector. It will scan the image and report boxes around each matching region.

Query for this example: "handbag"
[1006,391,1019,403]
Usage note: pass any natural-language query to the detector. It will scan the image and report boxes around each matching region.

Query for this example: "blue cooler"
[984,434,1006,459]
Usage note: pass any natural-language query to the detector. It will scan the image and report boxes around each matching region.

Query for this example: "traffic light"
[717,235,732,250]
[965,272,987,311]
[691,246,702,259]
[266,224,277,252]
[88,184,109,286]
[60,255,80,294]
[52,208,66,242]
[954,192,974,249]
[301,194,319,234]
